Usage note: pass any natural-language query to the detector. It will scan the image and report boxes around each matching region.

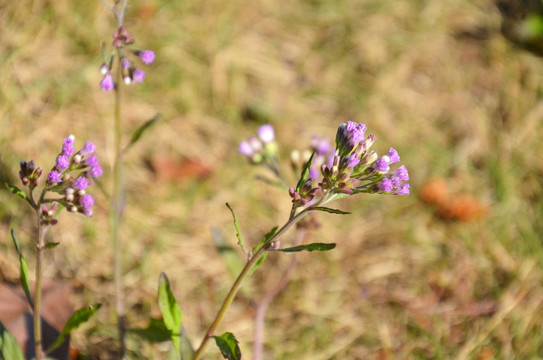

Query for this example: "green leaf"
[130,318,172,343]
[225,203,246,254]
[253,226,277,254]
[311,207,351,215]
[43,242,60,250]
[213,332,241,360]
[10,230,32,308]
[46,304,101,354]
[295,152,315,193]
[158,273,182,356]
[5,183,27,201]
[126,113,161,151]
[0,320,24,360]
[277,242,336,253]
[249,252,268,277]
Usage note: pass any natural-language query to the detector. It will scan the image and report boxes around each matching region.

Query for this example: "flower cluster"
[238,124,278,165]
[288,121,409,205]
[44,135,102,218]
[19,160,42,187]
[100,26,155,91]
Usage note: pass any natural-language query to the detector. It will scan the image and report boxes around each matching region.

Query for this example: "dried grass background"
[1,0,543,359]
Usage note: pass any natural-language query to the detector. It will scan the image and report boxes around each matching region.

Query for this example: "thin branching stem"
[33,219,47,360]
[112,57,126,358]
[192,207,314,360]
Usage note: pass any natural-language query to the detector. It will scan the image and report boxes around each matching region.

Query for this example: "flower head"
[335,121,366,157]
[73,177,88,190]
[132,68,145,83]
[257,124,275,143]
[139,50,155,64]
[56,155,70,171]
[47,171,62,185]
[100,73,114,91]
[80,141,96,156]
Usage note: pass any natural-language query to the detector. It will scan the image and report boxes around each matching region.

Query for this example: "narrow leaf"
[43,242,60,250]
[225,203,246,254]
[0,321,24,360]
[311,207,351,215]
[126,113,161,150]
[295,152,315,193]
[277,242,336,253]
[10,230,32,308]
[253,226,277,253]
[46,304,101,354]
[213,332,241,360]
[158,273,182,355]
[5,183,28,201]
[248,252,268,277]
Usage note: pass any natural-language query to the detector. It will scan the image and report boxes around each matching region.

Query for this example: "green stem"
[192,208,313,360]
[112,58,126,358]
[34,221,47,360]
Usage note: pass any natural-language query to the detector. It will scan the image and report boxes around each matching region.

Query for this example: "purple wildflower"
[309,168,319,180]
[80,194,94,208]
[100,73,114,91]
[86,155,99,167]
[335,121,366,157]
[395,165,409,181]
[47,171,62,184]
[311,136,331,156]
[90,165,103,178]
[375,158,389,173]
[395,183,410,195]
[62,136,75,157]
[73,177,88,190]
[139,50,155,65]
[121,57,131,70]
[378,178,393,192]
[56,155,70,171]
[239,141,254,157]
[387,148,400,164]
[80,141,96,156]
[257,124,275,143]
[132,68,145,83]
[83,208,93,217]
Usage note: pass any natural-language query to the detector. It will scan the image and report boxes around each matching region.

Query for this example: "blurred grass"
[1,0,543,358]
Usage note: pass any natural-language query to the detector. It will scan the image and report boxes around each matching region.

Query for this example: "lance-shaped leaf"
[295,152,315,193]
[124,113,161,152]
[276,242,336,253]
[311,207,351,215]
[10,230,32,308]
[253,226,277,254]
[225,203,246,254]
[213,332,241,360]
[5,184,30,206]
[0,321,24,360]
[46,304,101,354]
[44,242,60,250]
[158,273,182,355]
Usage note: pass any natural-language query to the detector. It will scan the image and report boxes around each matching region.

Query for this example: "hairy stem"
[33,221,47,360]
[192,208,312,360]
[112,58,126,358]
